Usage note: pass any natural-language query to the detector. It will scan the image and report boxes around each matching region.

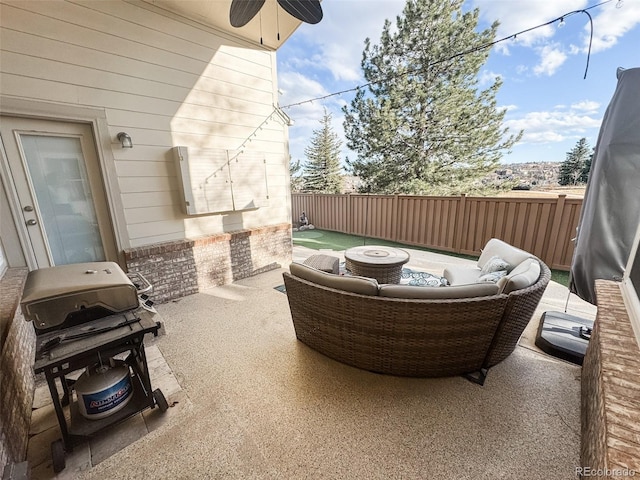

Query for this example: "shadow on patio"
[29,245,595,479]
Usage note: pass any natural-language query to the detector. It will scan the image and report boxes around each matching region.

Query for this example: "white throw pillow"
[476,270,508,283]
[480,256,511,276]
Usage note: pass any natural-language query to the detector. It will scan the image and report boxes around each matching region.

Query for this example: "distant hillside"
[488,161,562,189]
[333,163,583,195]
[497,185,585,198]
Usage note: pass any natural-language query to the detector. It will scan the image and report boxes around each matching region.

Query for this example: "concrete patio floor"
[28,245,597,479]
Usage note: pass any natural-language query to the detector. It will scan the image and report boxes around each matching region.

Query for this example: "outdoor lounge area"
[3,2,640,478]
[285,239,550,384]
[22,244,600,479]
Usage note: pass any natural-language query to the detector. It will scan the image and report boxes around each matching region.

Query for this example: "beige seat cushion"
[443,266,482,286]
[379,283,499,299]
[497,259,541,294]
[289,262,379,296]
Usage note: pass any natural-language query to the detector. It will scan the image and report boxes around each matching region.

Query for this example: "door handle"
[26,219,37,226]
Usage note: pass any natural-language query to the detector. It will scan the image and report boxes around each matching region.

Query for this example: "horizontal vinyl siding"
[0,0,289,246]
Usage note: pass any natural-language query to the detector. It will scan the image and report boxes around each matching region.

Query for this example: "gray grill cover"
[571,67,640,305]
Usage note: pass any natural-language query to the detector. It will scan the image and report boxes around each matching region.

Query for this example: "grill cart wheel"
[153,389,169,412]
[52,439,65,473]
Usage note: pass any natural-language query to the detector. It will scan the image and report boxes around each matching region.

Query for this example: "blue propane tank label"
[81,375,132,416]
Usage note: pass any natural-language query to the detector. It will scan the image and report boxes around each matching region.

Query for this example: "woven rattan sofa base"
[282,258,550,383]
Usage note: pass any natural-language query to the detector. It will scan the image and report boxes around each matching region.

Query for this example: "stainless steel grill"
[22,261,166,473]
[21,262,141,333]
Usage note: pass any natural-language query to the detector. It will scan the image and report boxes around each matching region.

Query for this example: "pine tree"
[559,138,592,186]
[579,153,592,184]
[289,158,304,192]
[303,109,343,193]
[342,0,521,195]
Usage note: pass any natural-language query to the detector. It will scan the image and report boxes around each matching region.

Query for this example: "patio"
[27,245,596,479]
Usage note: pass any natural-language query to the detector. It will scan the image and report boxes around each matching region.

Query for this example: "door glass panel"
[20,135,105,265]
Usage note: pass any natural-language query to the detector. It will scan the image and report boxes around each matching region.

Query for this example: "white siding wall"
[0,0,290,248]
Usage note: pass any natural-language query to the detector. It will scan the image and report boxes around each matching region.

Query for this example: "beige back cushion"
[379,283,499,299]
[289,262,379,296]
[497,258,541,294]
[478,238,533,272]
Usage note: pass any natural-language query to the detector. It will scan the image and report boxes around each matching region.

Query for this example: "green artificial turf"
[550,269,571,288]
[293,229,407,251]
[292,228,570,287]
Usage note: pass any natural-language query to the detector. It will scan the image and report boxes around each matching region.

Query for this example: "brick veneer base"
[0,268,34,473]
[0,225,291,472]
[124,224,292,303]
[581,280,640,478]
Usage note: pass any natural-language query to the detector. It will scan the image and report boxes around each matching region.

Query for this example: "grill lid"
[21,262,139,331]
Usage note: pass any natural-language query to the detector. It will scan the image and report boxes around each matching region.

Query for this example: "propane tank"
[74,363,133,420]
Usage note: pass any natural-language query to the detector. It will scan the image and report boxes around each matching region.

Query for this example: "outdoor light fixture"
[274,106,294,127]
[558,17,566,28]
[117,132,133,148]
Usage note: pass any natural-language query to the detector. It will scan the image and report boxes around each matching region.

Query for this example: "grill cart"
[22,262,167,473]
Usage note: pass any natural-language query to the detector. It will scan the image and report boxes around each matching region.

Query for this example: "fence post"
[393,194,400,242]
[312,192,317,229]
[454,194,466,253]
[546,194,567,267]
[346,193,351,235]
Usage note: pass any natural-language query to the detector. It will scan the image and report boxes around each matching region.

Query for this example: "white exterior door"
[0,117,116,268]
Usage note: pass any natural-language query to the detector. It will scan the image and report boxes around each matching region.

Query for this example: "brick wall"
[124,224,292,302]
[581,280,640,478]
[0,268,34,473]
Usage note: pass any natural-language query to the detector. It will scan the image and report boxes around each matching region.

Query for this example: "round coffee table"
[344,246,410,284]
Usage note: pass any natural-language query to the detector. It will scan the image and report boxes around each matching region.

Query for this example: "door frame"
[0,97,129,269]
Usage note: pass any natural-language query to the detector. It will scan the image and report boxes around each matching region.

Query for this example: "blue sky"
[276,0,640,167]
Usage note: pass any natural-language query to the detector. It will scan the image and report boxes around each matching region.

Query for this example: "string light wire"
[227,105,292,159]
[281,1,610,110]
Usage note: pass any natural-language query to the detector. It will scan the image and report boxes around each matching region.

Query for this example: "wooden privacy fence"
[292,193,583,271]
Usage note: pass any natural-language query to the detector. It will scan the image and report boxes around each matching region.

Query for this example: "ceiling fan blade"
[277,0,323,25]
[230,0,266,28]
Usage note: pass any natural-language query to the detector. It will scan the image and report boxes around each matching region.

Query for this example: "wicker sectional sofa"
[283,239,551,385]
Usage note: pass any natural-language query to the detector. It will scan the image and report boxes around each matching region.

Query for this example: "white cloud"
[475,0,640,77]
[474,0,587,49]
[504,104,602,145]
[571,100,600,112]
[478,69,502,86]
[291,0,406,82]
[568,43,581,55]
[588,1,640,53]
[533,45,568,76]
[278,71,329,106]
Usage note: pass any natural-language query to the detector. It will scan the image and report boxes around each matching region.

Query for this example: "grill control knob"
[26,219,37,226]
